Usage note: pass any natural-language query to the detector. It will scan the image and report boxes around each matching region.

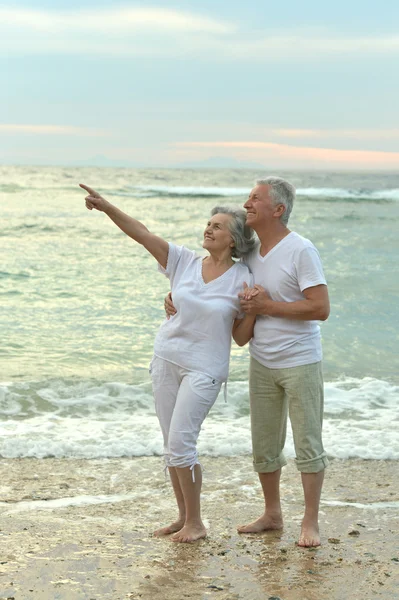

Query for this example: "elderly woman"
[80,183,256,543]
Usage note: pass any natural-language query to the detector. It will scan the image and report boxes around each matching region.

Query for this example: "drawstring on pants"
[189,461,202,482]
[163,461,202,483]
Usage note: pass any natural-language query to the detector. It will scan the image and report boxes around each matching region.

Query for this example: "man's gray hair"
[256,176,296,225]
[211,206,256,259]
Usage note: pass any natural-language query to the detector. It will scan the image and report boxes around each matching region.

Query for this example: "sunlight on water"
[2,166,398,383]
[1,166,399,459]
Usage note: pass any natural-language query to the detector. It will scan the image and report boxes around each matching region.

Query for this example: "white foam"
[133,185,250,197]
[289,188,399,200]
[129,185,399,201]
[321,500,399,510]
[0,377,398,460]
[0,492,144,514]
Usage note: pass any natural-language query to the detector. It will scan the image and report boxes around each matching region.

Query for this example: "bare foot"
[297,520,320,547]
[171,523,207,543]
[237,513,283,534]
[153,519,185,537]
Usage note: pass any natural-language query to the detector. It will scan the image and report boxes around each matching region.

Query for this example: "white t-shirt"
[243,232,327,369]
[154,243,253,381]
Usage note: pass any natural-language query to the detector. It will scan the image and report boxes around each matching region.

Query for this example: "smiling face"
[244,184,285,229]
[202,213,235,254]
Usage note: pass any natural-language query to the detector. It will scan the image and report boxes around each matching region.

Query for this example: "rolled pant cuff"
[295,454,329,473]
[253,456,287,473]
[167,456,199,469]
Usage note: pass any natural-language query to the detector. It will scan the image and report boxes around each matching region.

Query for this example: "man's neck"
[254,224,291,257]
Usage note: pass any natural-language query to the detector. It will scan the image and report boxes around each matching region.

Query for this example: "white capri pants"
[150,356,222,474]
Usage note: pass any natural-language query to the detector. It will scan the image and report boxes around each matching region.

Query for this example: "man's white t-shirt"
[154,243,253,381]
[243,232,327,369]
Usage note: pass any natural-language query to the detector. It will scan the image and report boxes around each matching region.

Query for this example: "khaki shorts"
[249,357,329,474]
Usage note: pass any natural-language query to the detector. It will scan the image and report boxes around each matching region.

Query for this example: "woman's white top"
[154,243,253,381]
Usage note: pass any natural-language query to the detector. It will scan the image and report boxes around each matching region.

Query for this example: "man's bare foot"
[171,522,207,543]
[297,520,320,547]
[237,513,283,534]
[153,519,185,537]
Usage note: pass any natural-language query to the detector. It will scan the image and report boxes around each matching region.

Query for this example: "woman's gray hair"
[256,176,296,225]
[211,206,256,259]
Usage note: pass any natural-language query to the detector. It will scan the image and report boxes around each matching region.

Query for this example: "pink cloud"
[269,128,399,140]
[175,141,399,168]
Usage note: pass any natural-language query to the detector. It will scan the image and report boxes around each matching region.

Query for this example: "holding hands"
[165,282,275,319]
[239,282,259,301]
[239,283,273,316]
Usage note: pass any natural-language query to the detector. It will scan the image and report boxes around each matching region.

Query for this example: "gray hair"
[211,205,256,259]
[256,176,296,225]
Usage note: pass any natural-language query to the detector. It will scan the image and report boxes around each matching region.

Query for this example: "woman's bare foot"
[297,519,320,547]
[237,513,283,534]
[171,522,207,543]
[153,518,185,537]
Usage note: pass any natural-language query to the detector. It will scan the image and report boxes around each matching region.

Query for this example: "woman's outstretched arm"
[80,184,169,268]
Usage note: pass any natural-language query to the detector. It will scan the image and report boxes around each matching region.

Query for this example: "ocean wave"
[0,184,25,193]
[0,270,31,280]
[0,224,106,239]
[2,180,399,201]
[130,185,251,198]
[0,376,397,459]
[121,185,399,202]
[297,187,399,201]
[0,224,59,237]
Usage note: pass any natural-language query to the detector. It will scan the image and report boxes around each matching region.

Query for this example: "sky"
[2,0,399,169]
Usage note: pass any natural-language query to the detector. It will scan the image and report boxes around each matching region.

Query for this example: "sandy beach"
[0,457,398,600]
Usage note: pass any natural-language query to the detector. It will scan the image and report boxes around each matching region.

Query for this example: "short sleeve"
[296,246,327,292]
[157,243,196,281]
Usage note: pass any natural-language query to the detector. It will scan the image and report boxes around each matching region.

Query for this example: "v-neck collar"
[257,231,295,262]
[198,257,237,286]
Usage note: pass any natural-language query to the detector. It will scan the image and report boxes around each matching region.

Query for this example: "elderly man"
[237,176,330,547]
[166,176,330,547]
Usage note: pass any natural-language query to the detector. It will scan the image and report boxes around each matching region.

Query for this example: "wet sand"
[0,457,398,600]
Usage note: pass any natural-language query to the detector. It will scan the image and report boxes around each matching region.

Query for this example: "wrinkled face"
[202,213,235,254]
[244,184,284,228]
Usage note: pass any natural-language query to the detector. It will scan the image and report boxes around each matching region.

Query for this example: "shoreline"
[0,457,398,599]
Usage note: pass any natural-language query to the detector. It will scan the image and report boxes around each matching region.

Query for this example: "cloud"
[1,6,398,59]
[264,128,399,141]
[0,124,110,136]
[0,7,234,34]
[175,141,399,168]
[227,35,399,59]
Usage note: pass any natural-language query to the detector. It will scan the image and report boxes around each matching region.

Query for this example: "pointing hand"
[79,183,108,212]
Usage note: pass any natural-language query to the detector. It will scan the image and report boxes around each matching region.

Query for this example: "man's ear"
[274,204,286,218]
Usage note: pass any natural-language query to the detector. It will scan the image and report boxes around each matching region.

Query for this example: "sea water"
[1,166,398,460]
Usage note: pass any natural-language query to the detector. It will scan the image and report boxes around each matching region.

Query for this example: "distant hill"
[1,154,266,170]
[66,155,135,168]
[69,155,266,170]
[173,156,266,169]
